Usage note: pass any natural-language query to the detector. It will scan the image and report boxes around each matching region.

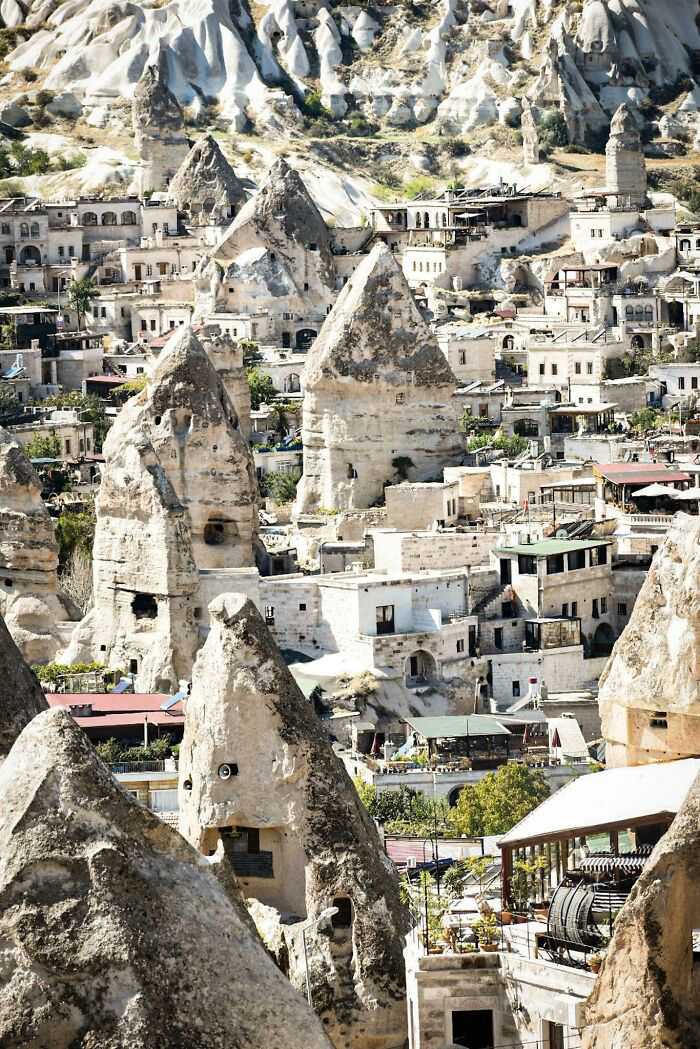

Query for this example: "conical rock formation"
[132,62,189,194]
[62,327,258,691]
[599,513,700,766]
[169,134,246,226]
[179,592,410,1049]
[582,770,700,1049]
[196,158,336,321]
[295,242,463,513]
[605,103,647,205]
[0,610,46,758]
[0,427,79,663]
[0,706,333,1049]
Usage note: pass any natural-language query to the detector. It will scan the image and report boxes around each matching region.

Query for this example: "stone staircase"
[495,359,524,386]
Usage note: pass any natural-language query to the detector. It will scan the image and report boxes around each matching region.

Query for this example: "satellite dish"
[555,528,568,538]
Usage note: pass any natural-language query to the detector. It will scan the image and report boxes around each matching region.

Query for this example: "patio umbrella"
[673,486,700,501]
[632,483,679,498]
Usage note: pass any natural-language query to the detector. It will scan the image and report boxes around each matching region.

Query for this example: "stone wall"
[372,531,500,574]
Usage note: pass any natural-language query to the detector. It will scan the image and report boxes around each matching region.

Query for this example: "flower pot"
[535,908,549,921]
[428,946,444,955]
[500,911,513,926]
[480,943,498,952]
[589,958,602,973]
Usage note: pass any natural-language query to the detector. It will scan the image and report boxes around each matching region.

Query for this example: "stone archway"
[19,245,41,265]
[405,649,436,687]
[592,622,616,657]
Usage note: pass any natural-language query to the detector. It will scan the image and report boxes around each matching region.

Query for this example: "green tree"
[262,469,301,505]
[449,764,550,837]
[67,277,100,331]
[0,384,23,419]
[37,391,110,451]
[55,509,95,569]
[267,401,295,439]
[539,110,568,148]
[246,367,278,411]
[25,429,61,459]
[630,406,662,433]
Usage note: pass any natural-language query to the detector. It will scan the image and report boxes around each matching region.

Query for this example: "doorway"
[451,1009,494,1048]
[499,558,512,584]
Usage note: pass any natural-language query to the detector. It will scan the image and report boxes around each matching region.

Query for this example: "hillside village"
[0,15,700,1049]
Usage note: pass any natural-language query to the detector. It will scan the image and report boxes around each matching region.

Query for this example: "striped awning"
[580,847,652,873]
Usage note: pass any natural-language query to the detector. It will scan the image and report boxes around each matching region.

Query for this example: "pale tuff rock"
[521,97,540,165]
[197,157,336,319]
[0,611,47,759]
[599,513,700,767]
[132,63,189,194]
[582,771,700,1049]
[62,328,258,691]
[178,593,410,1049]
[605,103,647,206]
[0,427,79,663]
[0,706,333,1049]
[169,135,246,227]
[198,323,252,439]
[294,243,464,513]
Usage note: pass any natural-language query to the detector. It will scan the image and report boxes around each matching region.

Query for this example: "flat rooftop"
[494,538,610,557]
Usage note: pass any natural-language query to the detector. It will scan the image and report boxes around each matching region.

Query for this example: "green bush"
[450,764,550,836]
[245,366,278,410]
[301,90,332,120]
[539,110,568,148]
[55,509,95,569]
[348,115,378,137]
[260,468,301,504]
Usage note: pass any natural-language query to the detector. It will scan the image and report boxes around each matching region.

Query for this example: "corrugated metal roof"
[404,714,511,739]
[595,463,691,485]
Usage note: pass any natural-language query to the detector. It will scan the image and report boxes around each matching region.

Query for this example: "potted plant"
[472,913,500,952]
[589,953,604,974]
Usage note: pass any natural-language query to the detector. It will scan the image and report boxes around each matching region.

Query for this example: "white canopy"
[499,758,700,848]
[633,483,679,497]
[673,486,700,501]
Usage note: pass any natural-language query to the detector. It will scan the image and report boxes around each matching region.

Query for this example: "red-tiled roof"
[46,693,180,714]
[595,463,691,485]
[71,711,184,729]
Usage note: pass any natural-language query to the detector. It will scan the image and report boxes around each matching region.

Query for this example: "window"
[58,245,65,257]
[303,282,309,291]
[331,897,353,928]
[539,362,545,376]
[587,362,593,374]
[551,363,558,376]
[618,602,627,616]
[396,392,404,404]
[100,307,106,318]
[562,602,569,616]
[456,639,465,653]
[299,602,306,611]
[679,376,685,390]
[571,601,578,616]
[568,549,586,570]
[693,377,698,390]
[150,319,156,331]
[129,658,138,674]
[376,605,395,635]
[517,554,537,575]
[592,598,599,619]
[19,222,28,238]
[101,211,117,225]
[265,606,275,625]
[601,596,607,613]
[148,788,178,812]
[64,439,71,455]
[650,711,668,729]
[309,241,317,251]
[546,553,565,574]
[575,361,581,374]
[140,320,147,331]
[512,680,520,697]
[132,593,158,619]
[30,222,39,237]
[494,627,503,650]
[0,223,8,235]
[591,545,607,565]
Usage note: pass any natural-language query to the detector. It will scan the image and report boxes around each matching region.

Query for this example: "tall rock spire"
[61,327,258,692]
[0,426,78,663]
[0,706,333,1049]
[605,103,647,206]
[599,513,700,766]
[169,134,246,226]
[294,242,463,513]
[178,592,410,1049]
[132,61,189,194]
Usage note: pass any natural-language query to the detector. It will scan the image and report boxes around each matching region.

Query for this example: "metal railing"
[109,760,167,774]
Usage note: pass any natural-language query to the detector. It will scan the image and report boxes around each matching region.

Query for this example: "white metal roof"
[499,758,700,848]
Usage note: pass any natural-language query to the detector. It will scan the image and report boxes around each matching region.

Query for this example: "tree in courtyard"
[449,763,549,837]
[245,367,279,411]
[67,277,100,331]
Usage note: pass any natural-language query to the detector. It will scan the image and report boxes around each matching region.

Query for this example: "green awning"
[404,715,511,740]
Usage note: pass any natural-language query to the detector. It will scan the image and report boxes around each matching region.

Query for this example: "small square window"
[617,602,627,616]
[299,602,306,611]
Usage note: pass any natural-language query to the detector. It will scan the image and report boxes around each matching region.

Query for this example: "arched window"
[442,212,447,227]
[347,463,358,479]
[101,212,117,226]
[30,222,40,237]
[121,211,137,225]
[19,245,41,265]
[19,223,29,239]
[644,305,653,321]
[503,335,514,350]
[625,305,634,320]
[695,239,700,250]
[634,305,644,321]
[423,212,430,228]
[83,212,97,226]
[284,373,300,393]
[415,213,422,228]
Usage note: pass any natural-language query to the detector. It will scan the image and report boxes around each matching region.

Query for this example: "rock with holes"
[599,512,700,767]
[194,158,336,344]
[132,62,189,194]
[178,592,411,1049]
[0,428,80,663]
[0,706,334,1049]
[605,102,647,206]
[60,327,259,691]
[168,134,247,227]
[582,769,700,1049]
[294,242,463,514]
